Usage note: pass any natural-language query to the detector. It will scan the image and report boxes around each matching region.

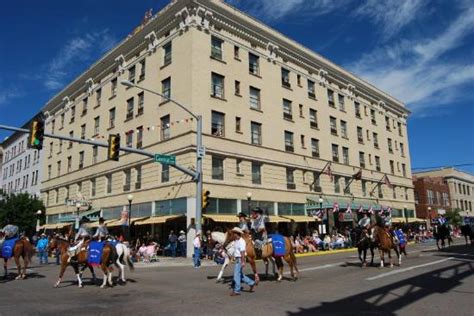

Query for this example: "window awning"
[88,219,121,228]
[280,215,316,223]
[134,215,184,226]
[204,214,239,223]
[267,216,291,223]
[40,223,60,230]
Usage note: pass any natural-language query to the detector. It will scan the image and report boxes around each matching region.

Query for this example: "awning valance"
[280,215,316,223]
[267,216,291,223]
[134,215,184,226]
[40,223,59,230]
[204,214,239,223]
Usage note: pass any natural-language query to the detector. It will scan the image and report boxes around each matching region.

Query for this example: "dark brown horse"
[374,226,400,268]
[2,237,34,280]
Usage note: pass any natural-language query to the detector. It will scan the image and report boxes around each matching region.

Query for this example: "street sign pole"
[195,115,203,234]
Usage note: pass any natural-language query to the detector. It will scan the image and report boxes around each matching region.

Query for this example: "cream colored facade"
[414,168,474,214]
[40,0,415,243]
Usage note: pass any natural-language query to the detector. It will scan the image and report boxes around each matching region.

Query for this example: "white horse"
[211,232,235,282]
[113,242,134,284]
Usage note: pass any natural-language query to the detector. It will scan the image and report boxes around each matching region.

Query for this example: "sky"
[0,0,473,173]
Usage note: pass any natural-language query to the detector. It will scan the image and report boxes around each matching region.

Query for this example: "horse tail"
[126,252,134,271]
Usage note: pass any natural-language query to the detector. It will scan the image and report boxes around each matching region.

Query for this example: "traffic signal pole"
[195,115,203,234]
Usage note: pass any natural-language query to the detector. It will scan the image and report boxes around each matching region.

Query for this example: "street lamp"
[404,204,408,224]
[427,206,432,227]
[75,202,81,232]
[36,210,42,233]
[120,80,203,236]
[127,194,133,240]
[247,192,252,215]
[319,196,328,235]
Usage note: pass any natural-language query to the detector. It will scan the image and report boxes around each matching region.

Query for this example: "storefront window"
[241,200,275,215]
[278,203,305,215]
[155,198,187,216]
[205,198,238,214]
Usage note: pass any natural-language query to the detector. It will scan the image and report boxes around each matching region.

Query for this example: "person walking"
[193,231,201,268]
[230,227,255,296]
[36,233,49,265]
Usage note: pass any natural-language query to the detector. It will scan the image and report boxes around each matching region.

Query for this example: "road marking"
[366,257,454,281]
[284,261,361,275]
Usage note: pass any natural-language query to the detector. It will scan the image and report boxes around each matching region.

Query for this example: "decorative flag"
[368,206,374,214]
[325,164,334,182]
[358,205,364,213]
[387,207,392,216]
[384,175,393,188]
[352,169,362,180]
[346,204,352,214]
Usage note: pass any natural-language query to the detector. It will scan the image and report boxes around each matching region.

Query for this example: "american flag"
[333,202,339,213]
[346,204,352,214]
[352,169,362,180]
[387,207,392,215]
[384,175,393,188]
[325,163,334,182]
[368,206,374,214]
[358,205,364,213]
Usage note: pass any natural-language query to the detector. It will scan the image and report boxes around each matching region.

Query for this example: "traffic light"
[28,118,45,150]
[202,190,210,210]
[108,134,120,161]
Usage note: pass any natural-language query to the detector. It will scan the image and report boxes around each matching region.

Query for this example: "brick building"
[413,176,451,222]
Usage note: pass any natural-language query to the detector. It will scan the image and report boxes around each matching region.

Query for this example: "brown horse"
[2,237,34,280]
[374,226,401,268]
[53,239,116,288]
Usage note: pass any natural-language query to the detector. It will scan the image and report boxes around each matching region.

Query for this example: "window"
[91,179,96,197]
[378,185,383,199]
[80,124,86,139]
[211,36,224,60]
[212,156,224,180]
[49,142,53,158]
[330,116,338,135]
[341,120,348,138]
[284,131,294,152]
[355,102,361,118]
[311,138,320,158]
[211,73,225,98]
[82,97,88,116]
[137,127,143,149]
[366,130,371,141]
[109,108,116,128]
[344,177,351,194]
[163,42,172,65]
[400,143,405,157]
[128,65,136,83]
[286,168,295,190]
[398,122,403,136]
[332,144,339,162]
[123,169,131,191]
[126,131,133,147]
[427,189,434,204]
[402,163,406,177]
[162,77,171,101]
[299,104,304,118]
[359,151,365,168]
[235,80,241,95]
[211,111,225,137]
[370,109,376,125]
[94,116,100,135]
[334,175,341,193]
[252,162,262,185]
[79,151,84,169]
[390,160,395,174]
[96,88,102,107]
[67,156,72,173]
[51,119,55,134]
[236,159,242,175]
[373,132,379,148]
[297,74,302,86]
[234,45,240,59]
[375,156,381,171]
[136,166,142,189]
[57,161,61,177]
[111,78,117,97]
[235,117,242,133]
[251,122,262,145]
[137,92,144,115]
[309,109,318,129]
[362,180,367,196]
[249,53,259,75]
[161,115,170,140]
[126,98,134,120]
[70,105,76,123]
[281,68,290,88]
[249,86,261,110]
[139,59,146,80]
[92,146,98,164]
[106,174,112,194]
[385,116,391,131]
[283,99,292,120]
[342,147,349,165]
[338,94,345,111]
[327,89,335,107]
[357,127,363,143]
[307,80,316,98]
[300,135,305,148]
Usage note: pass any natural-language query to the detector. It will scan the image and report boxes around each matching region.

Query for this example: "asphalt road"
[0,240,472,316]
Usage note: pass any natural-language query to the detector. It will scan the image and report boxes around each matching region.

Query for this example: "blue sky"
[0,0,473,173]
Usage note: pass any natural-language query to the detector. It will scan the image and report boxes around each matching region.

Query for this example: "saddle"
[67,240,88,260]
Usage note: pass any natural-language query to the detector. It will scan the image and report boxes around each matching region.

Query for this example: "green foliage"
[0,192,45,235]
[445,208,462,226]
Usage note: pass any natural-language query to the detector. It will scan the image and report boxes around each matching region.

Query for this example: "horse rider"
[92,217,109,242]
[237,212,250,233]
[67,216,91,262]
[250,207,267,250]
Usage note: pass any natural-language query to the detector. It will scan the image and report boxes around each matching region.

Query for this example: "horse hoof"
[100,285,105,289]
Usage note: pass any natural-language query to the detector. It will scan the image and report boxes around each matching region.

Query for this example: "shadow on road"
[287,245,473,316]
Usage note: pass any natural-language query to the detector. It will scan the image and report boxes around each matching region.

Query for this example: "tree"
[445,208,462,227]
[0,192,45,236]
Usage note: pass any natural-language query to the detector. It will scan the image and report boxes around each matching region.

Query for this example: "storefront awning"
[267,216,291,223]
[280,215,316,223]
[134,215,184,226]
[88,219,120,228]
[204,214,239,223]
[40,223,60,230]
[392,217,426,224]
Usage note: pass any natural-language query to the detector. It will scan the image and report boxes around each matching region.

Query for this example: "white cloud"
[348,6,474,116]
[44,29,117,90]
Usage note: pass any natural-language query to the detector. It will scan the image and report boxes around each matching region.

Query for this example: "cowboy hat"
[251,207,263,214]
[237,212,248,218]
[231,227,244,235]
[179,230,185,234]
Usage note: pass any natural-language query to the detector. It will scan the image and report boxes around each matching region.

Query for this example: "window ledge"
[236,131,243,134]
[108,95,117,101]
[210,56,227,64]
[250,107,263,113]
[58,127,64,131]
[235,93,242,98]
[341,136,349,140]
[283,117,294,123]
[107,126,115,131]
[160,62,171,70]
[282,85,293,91]
[308,96,317,101]
[124,117,133,123]
[310,126,319,131]
[234,57,241,62]
[236,173,244,177]
[249,72,262,79]
[210,95,227,102]
[159,99,171,106]
[93,104,100,109]
[136,112,144,118]
[137,77,145,84]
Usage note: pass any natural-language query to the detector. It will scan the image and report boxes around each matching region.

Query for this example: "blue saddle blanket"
[108,240,119,248]
[270,234,286,257]
[395,230,406,245]
[88,241,105,266]
[1,237,19,258]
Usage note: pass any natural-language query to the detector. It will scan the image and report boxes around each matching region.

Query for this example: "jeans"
[38,249,48,264]
[179,242,186,257]
[193,247,201,267]
[233,257,255,294]
[170,242,177,257]
[55,249,60,265]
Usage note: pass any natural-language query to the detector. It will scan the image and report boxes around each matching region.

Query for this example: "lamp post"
[120,80,203,235]
[427,206,432,229]
[75,202,81,232]
[36,210,42,233]
[127,194,133,240]
[319,197,328,235]
[247,192,252,215]
[404,205,408,224]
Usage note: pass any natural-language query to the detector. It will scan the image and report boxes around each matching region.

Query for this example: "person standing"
[193,231,201,268]
[230,227,255,296]
[36,234,49,265]
[168,230,178,257]
[178,230,187,257]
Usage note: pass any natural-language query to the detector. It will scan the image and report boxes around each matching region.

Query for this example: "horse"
[434,225,451,250]
[1,237,34,280]
[373,225,400,268]
[211,232,234,283]
[114,242,134,284]
[460,224,473,245]
[354,227,375,267]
